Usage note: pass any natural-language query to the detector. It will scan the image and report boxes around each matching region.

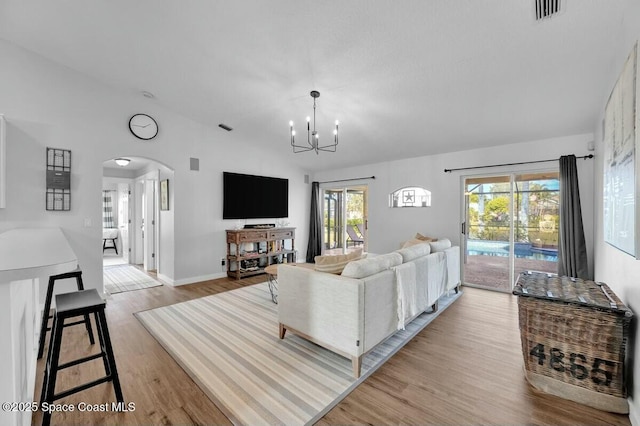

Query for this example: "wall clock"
[129,114,158,140]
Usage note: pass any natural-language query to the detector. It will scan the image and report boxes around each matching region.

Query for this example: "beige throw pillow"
[415,232,438,242]
[314,248,363,274]
[401,238,427,248]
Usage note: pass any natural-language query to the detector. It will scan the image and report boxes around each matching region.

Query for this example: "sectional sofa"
[277,239,460,378]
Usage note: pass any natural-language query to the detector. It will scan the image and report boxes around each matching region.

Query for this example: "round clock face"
[129,114,158,140]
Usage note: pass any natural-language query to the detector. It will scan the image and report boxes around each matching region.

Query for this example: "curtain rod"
[318,176,376,184]
[444,154,594,173]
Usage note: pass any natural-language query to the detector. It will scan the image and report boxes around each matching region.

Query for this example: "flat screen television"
[223,172,289,219]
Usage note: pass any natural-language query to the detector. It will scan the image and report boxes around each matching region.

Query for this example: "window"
[389,186,431,208]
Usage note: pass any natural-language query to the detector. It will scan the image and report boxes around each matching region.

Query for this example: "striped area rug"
[104,264,162,294]
[135,283,461,425]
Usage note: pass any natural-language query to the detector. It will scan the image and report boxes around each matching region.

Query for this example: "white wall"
[0,39,310,294]
[594,1,640,423]
[314,134,595,275]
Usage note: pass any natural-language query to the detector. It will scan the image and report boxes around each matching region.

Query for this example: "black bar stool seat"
[37,266,94,359]
[40,289,123,426]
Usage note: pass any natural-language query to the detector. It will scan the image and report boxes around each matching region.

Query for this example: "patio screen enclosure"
[323,186,367,253]
[462,172,559,292]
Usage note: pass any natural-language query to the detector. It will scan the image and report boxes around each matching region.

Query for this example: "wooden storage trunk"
[513,271,633,413]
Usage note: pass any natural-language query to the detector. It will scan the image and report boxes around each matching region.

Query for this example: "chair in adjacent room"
[102,228,119,254]
[346,225,364,247]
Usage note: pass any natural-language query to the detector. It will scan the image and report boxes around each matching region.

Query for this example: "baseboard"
[158,272,227,287]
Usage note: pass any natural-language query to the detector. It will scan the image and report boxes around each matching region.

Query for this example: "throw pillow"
[401,238,427,248]
[429,238,452,252]
[415,232,438,242]
[314,248,363,274]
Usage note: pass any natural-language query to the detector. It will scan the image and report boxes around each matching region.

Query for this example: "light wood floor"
[32,276,631,426]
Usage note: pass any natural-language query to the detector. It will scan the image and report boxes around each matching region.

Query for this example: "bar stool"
[37,266,95,359]
[40,289,123,426]
[102,236,118,254]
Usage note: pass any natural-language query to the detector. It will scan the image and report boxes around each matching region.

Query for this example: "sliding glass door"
[322,185,368,254]
[462,171,559,292]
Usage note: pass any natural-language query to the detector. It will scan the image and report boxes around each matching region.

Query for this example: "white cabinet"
[0,228,77,426]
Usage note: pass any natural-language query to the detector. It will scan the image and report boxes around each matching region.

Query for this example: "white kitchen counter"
[0,227,77,281]
[0,228,78,426]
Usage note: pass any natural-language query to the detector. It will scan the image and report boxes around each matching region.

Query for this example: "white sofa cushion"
[395,242,431,262]
[342,252,402,279]
[430,238,452,252]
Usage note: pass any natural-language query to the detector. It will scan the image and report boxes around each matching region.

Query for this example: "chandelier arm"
[292,144,315,153]
[316,134,338,150]
[292,131,315,152]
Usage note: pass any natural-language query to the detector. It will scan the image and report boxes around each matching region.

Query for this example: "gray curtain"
[102,190,115,228]
[306,182,322,263]
[557,155,590,279]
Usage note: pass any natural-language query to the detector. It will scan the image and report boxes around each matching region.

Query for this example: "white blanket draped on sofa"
[393,262,417,330]
[393,251,447,330]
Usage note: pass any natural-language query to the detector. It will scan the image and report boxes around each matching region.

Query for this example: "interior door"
[143,179,156,271]
[117,183,131,264]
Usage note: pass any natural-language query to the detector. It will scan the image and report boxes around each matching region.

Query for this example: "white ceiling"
[0,1,628,172]
[103,157,152,173]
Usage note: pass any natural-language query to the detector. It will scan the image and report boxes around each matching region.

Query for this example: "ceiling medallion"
[289,91,339,154]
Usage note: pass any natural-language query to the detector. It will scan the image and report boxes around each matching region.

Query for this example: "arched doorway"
[102,156,174,280]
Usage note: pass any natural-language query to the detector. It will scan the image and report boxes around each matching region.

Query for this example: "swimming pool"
[466,239,557,262]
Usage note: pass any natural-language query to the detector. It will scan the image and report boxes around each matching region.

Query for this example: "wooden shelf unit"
[226,227,296,279]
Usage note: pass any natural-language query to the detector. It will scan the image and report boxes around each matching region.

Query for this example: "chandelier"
[289,90,339,154]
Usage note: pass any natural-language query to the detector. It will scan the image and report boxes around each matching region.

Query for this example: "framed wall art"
[603,42,639,257]
[160,179,169,211]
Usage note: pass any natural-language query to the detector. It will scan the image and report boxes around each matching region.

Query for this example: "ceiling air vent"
[535,0,561,20]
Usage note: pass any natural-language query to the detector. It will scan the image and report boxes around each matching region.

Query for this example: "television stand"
[226,227,296,279]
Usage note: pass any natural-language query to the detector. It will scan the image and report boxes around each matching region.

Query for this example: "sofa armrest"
[278,264,365,357]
